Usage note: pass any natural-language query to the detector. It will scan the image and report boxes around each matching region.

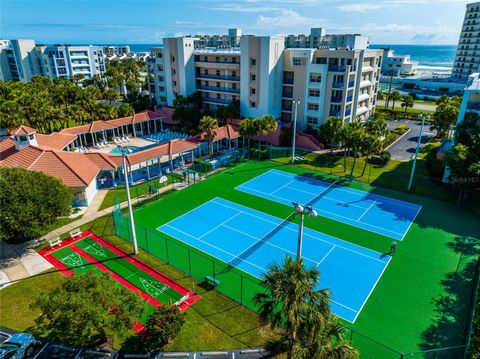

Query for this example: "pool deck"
[87,137,156,154]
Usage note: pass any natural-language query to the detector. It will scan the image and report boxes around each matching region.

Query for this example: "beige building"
[452,2,480,80]
[281,48,382,128]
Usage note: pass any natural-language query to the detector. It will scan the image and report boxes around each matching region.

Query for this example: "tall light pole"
[291,99,300,163]
[292,201,318,260]
[407,112,430,192]
[118,145,139,254]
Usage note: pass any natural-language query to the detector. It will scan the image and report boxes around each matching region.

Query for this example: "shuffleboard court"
[157,197,390,323]
[235,169,422,240]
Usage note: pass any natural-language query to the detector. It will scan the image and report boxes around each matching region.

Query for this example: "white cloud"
[337,3,387,13]
[255,9,324,29]
[211,4,282,13]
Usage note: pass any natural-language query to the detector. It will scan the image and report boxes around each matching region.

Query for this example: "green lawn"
[377,105,435,117]
[115,160,479,357]
[99,174,181,210]
[0,210,276,351]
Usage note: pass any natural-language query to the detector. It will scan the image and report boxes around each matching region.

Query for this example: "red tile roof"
[84,152,117,170]
[0,138,100,187]
[113,139,199,166]
[10,125,36,135]
[191,124,240,142]
[36,133,77,150]
[61,120,117,135]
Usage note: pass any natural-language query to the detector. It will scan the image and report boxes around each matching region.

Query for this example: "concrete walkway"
[83,189,109,217]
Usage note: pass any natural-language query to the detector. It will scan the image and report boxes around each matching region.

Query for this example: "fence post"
[144,227,149,252]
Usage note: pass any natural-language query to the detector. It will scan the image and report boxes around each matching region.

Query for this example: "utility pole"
[291,99,300,163]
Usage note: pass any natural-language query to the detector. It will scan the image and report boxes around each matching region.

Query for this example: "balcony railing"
[195,73,240,81]
[348,80,355,88]
[329,110,341,117]
[198,85,240,94]
[466,102,480,110]
[345,109,351,117]
[201,97,231,105]
[328,64,347,72]
[330,96,342,103]
[332,82,344,89]
[195,59,239,65]
[281,105,292,111]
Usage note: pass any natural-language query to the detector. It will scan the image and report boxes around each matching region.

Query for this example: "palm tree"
[198,115,218,154]
[320,116,343,154]
[254,256,358,359]
[253,256,331,359]
[338,125,352,172]
[401,95,414,118]
[348,125,365,177]
[360,133,380,177]
[389,91,402,111]
[239,118,259,153]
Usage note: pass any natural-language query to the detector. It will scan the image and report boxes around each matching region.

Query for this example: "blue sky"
[0,0,473,45]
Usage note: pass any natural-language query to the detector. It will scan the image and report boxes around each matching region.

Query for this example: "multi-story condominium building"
[0,40,43,82]
[285,28,369,50]
[147,47,168,104]
[104,45,131,56]
[148,31,382,129]
[0,40,105,82]
[452,2,480,80]
[281,48,382,126]
[190,28,242,48]
[381,49,418,76]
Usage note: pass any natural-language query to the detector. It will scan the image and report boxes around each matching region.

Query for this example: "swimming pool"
[109,146,141,155]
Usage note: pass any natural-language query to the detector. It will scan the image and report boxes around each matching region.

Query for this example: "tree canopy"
[431,95,461,138]
[141,306,186,352]
[0,167,72,243]
[32,271,145,346]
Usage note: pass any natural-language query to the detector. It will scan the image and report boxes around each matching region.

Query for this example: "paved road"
[377,100,437,111]
[386,119,436,161]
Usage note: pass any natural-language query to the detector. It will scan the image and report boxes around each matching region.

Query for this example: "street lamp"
[118,145,139,255]
[407,112,430,192]
[291,99,300,163]
[292,201,318,260]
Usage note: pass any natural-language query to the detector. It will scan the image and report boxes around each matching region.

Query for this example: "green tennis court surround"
[113,160,480,358]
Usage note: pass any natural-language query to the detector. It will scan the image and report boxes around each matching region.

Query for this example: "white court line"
[160,200,217,228]
[400,205,423,241]
[222,224,318,265]
[269,169,422,210]
[238,185,405,237]
[315,245,337,268]
[351,256,392,323]
[329,299,359,315]
[199,212,241,239]
[233,170,277,190]
[356,200,377,222]
[163,224,267,273]
[211,198,390,263]
[270,179,297,195]
[282,184,372,211]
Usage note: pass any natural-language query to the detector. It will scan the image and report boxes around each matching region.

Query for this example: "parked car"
[0,333,36,358]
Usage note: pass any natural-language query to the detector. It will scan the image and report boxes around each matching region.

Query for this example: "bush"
[370,150,391,166]
[193,159,212,172]
[392,124,410,135]
[382,132,397,148]
[141,306,186,352]
[250,146,269,159]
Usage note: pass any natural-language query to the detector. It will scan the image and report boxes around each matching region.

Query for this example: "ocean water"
[370,44,457,72]
[124,43,457,73]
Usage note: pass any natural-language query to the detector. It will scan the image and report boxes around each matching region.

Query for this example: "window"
[250,88,256,95]
[307,116,318,125]
[310,73,321,83]
[309,89,320,97]
[29,134,35,140]
[232,71,237,77]
[251,74,256,81]
[216,70,220,76]
[171,55,175,62]
[251,58,256,66]
[217,94,221,99]
[293,57,307,66]
[250,101,256,108]
[308,103,319,111]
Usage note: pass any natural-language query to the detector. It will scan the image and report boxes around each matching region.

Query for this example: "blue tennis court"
[157,197,390,323]
[236,169,421,240]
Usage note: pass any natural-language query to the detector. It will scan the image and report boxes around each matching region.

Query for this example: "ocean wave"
[418,65,452,73]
